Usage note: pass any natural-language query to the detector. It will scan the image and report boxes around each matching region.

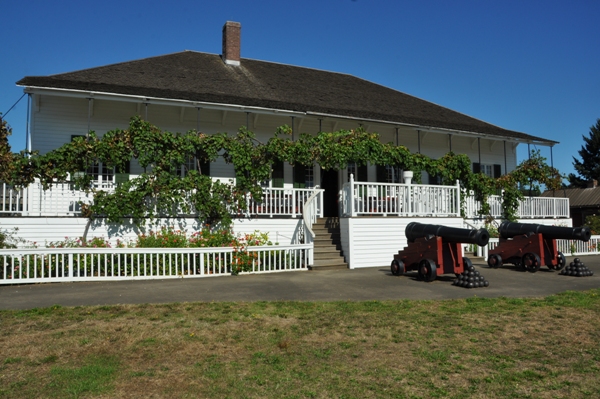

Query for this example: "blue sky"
[2,0,599,181]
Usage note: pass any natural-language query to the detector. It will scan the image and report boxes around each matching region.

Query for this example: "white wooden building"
[2,21,567,269]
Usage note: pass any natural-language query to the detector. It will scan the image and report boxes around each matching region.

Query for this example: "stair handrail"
[302,188,324,241]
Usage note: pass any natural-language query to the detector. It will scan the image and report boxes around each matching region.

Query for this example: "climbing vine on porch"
[3,116,562,226]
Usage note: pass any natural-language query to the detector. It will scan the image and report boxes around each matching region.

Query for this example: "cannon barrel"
[499,222,591,242]
[405,222,490,247]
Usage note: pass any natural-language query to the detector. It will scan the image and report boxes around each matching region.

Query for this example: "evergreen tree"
[568,118,600,188]
[0,115,15,182]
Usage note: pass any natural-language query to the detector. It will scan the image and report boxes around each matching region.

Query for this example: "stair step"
[309,264,348,271]
[313,247,343,253]
[314,238,341,244]
[312,258,348,267]
[314,252,345,260]
[310,217,347,269]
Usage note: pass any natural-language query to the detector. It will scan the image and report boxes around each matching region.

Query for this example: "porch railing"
[463,194,570,219]
[0,244,311,285]
[0,181,323,218]
[246,187,323,218]
[342,174,461,217]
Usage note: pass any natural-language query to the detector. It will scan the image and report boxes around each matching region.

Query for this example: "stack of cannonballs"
[453,264,490,288]
[559,258,594,277]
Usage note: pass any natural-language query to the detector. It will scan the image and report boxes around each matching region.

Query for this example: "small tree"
[568,118,600,188]
[0,115,14,182]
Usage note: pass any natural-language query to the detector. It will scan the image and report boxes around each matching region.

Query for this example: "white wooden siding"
[29,93,519,192]
[340,217,465,269]
[0,217,302,248]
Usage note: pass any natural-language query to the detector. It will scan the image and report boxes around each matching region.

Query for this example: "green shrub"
[135,228,189,248]
[584,214,600,235]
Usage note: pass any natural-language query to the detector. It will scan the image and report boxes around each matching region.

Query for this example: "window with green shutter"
[272,161,284,188]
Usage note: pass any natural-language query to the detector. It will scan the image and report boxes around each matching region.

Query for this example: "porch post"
[403,171,413,216]
[456,180,461,217]
[350,173,356,217]
[503,141,507,175]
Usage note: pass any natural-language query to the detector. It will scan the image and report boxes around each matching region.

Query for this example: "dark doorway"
[321,168,339,217]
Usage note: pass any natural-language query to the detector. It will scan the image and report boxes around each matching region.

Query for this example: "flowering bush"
[0,226,26,249]
[136,228,189,248]
[35,228,277,276]
[188,227,237,248]
[46,236,113,248]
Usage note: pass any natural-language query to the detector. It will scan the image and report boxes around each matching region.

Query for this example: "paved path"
[2,256,600,310]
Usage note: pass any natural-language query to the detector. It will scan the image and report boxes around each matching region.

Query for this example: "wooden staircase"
[310,217,348,270]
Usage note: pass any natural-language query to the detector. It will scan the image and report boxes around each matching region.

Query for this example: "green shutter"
[376,165,387,182]
[494,164,502,178]
[294,164,306,188]
[358,164,368,181]
[115,173,129,185]
[200,160,210,176]
[272,161,284,188]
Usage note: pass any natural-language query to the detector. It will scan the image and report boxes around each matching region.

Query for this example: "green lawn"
[1,290,600,398]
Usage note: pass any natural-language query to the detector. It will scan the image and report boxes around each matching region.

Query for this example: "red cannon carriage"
[391,222,490,282]
[487,222,591,272]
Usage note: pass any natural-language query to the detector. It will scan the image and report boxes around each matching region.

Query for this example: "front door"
[321,168,339,217]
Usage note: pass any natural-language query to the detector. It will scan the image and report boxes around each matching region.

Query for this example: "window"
[473,163,501,178]
[427,172,443,185]
[377,165,403,183]
[175,156,210,177]
[348,162,367,182]
[294,164,315,188]
[71,135,129,185]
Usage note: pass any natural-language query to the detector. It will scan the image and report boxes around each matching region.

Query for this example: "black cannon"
[488,222,591,272]
[499,222,591,241]
[406,222,490,246]
[392,222,490,283]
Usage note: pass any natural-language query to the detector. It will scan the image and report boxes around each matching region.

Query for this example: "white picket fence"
[0,244,311,285]
[482,236,600,259]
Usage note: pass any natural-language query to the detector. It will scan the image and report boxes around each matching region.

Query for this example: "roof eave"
[21,85,556,145]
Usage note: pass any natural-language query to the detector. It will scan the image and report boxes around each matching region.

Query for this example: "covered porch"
[1,178,570,221]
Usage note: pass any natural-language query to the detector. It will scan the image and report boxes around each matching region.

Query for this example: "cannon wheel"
[522,252,541,273]
[418,259,437,282]
[487,254,503,269]
[555,251,567,271]
[390,259,405,276]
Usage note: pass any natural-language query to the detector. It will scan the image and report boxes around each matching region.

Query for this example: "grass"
[1,290,600,398]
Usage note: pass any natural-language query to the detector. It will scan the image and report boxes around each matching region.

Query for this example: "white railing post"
[318,190,324,217]
[403,171,413,216]
[68,253,73,278]
[455,180,461,216]
[350,173,356,217]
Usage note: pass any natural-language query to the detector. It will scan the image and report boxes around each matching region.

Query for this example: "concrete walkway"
[1,255,600,310]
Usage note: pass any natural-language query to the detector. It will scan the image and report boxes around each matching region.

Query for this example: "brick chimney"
[587,179,598,188]
[222,21,241,66]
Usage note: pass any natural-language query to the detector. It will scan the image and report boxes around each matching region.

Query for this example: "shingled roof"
[542,186,600,208]
[17,50,554,144]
